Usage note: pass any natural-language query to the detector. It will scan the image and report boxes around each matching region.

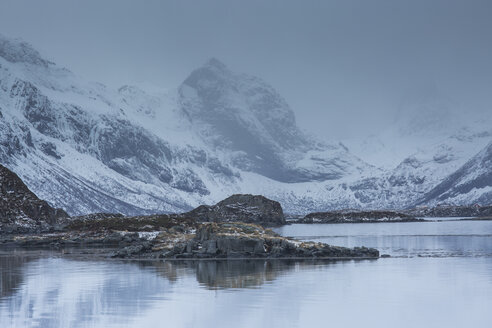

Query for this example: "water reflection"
[275,220,492,257]
[0,255,353,327]
[149,260,284,289]
[0,255,31,298]
[193,260,287,289]
[149,259,362,290]
[0,254,491,328]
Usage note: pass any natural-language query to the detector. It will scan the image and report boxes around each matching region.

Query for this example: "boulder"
[184,194,285,226]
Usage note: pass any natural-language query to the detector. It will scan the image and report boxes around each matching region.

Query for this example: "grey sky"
[0,0,491,139]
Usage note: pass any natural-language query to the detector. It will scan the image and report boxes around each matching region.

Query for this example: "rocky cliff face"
[0,164,68,233]
[184,194,285,226]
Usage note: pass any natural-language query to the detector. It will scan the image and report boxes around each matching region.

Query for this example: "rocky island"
[298,209,421,224]
[0,164,379,260]
[405,205,492,218]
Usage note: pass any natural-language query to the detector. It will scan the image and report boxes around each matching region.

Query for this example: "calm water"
[275,219,492,257]
[1,220,491,328]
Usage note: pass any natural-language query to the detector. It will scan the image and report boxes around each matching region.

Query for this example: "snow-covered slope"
[0,34,373,214]
[178,58,371,183]
[417,141,492,206]
[0,34,490,214]
[0,34,229,214]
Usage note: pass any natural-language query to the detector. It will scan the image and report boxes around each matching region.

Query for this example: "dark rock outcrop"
[300,209,419,223]
[184,194,285,226]
[162,222,379,259]
[0,164,68,233]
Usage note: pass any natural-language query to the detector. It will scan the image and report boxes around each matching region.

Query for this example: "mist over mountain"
[2,1,491,141]
[0,34,491,214]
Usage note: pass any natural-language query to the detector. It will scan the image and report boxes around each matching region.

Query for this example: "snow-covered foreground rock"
[0,33,491,214]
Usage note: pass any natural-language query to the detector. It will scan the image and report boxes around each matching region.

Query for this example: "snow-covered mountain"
[0,34,490,214]
[0,34,371,214]
[342,87,492,208]
[178,58,371,183]
[417,141,492,206]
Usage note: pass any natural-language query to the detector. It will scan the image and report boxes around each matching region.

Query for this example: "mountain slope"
[178,58,370,183]
[0,33,490,215]
[0,34,229,214]
[417,142,492,205]
[0,34,374,215]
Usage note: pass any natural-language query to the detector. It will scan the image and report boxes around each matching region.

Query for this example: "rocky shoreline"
[0,217,379,260]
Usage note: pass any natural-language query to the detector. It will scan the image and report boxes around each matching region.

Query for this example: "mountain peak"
[203,57,228,71]
[180,58,232,90]
[0,34,52,67]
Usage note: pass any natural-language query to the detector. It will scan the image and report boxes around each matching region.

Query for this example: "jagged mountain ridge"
[0,34,490,214]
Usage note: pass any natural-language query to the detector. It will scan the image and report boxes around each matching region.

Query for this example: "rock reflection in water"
[150,259,337,289]
[0,255,31,298]
[0,255,340,327]
[194,260,279,289]
[1,253,491,328]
